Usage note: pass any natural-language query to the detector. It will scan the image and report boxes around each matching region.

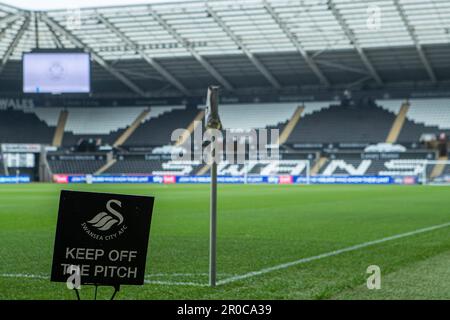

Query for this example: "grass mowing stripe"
[2,222,450,288]
[217,221,450,286]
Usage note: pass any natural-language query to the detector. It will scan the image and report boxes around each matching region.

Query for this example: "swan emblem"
[87,200,124,231]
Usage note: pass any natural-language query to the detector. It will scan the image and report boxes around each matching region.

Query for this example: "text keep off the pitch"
[51,190,154,286]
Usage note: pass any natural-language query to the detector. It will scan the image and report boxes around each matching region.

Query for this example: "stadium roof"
[0,0,450,97]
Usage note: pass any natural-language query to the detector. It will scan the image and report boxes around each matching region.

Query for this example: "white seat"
[376,99,404,115]
[303,101,334,116]
[199,102,332,130]
[142,105,186,123]
[407,99,450,129]
[64,107,147,134]
[24,107,61,126]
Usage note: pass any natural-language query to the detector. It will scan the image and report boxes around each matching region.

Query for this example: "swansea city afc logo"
[81,199,128,241]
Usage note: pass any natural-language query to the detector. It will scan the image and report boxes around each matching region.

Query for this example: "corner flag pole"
[210,158,218,287]
[205,86,222,287]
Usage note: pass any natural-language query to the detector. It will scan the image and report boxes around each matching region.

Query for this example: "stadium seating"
[0,156,5,175]
[397,99,450,142]
[0,109,54,144]
[217,103,298,130]
[444,164,450,175]
[17,106,187,146]
[377,99,404,115]
[48,160,106,174]
[66,108,146,135]
[407,99,450,130]
[61,107,154,146]
[47,154,106,174]
[106,159,203,175]
[378,98,450,142]
[285,103,397,144]
[2,100,447,147]
[25,107,61,127]
[124,106,197,147]
[105,160,165,174]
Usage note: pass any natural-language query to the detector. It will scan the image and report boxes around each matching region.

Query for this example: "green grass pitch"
[0,183,450,300]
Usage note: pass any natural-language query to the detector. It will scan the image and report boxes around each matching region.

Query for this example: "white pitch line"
[217,221,450,285]
[144,279,207,287]
[145,272,235,278]
[0,273,48,280]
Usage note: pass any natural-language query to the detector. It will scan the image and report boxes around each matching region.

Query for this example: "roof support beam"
[328,0,383,86]
[0,13,22,39]
[0,2,22,14]
[347,75,372,89]
[205,4,281,90]
[315,60,369,75]
[47,22,64,48]
[0,12,22,26]
[97,13,191,96]
[148,6,234,92]
[41,13,147,97]
[0,15,29,74]
[393,0,437,83]
[263,0,330,87]
[34,12,39,48]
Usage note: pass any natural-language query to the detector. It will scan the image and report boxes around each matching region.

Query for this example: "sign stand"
[205,86,222,287]
[72,284,120,300]
[110,284,120,300]
[73,288,81,300]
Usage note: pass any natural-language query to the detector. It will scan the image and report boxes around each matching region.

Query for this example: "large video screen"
[23,52,90,94]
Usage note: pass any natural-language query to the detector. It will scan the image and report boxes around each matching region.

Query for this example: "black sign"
[51,190,154,286]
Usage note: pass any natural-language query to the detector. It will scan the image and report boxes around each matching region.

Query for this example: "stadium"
[0,0,449,301]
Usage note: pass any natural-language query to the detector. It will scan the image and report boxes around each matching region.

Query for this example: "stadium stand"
[0,99,448,180]
[61,107,149,146]
[1,106,188,147]
[0,155,5,175]
[47,154,107,174]
[64,108,146,135]
[106,158,202,176]
[379,98,450,142]
[48,160,106,174]
[124,106,196,147]
[217,103,298,130]
[0,108,54,144]
[377,99,404,115]
[106,160,165,174]
[285,102,397,144]
[407,99,450,130]
[25,107,61,127]
[397,99,450,142]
